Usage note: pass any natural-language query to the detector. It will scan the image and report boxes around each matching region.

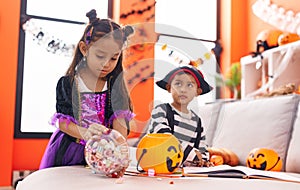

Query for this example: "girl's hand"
[81,123,109,141]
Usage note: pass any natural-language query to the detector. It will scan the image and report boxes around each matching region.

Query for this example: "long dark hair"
[66,9,134,128]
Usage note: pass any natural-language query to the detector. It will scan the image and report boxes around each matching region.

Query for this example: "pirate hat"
[156,66,213,95]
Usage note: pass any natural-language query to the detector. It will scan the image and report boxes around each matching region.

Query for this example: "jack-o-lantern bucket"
[136,133,183,174]
[246,148,282,171]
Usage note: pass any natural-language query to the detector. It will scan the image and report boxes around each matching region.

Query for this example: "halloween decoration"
[210,155,224,166]
[256,83,296,98]
[84,129,130,175]
[246,148,282,171]
[21,16,76,57]
[136,133,183,174]
[207,147,239,166]
[278,32,300,46]
[255,29,283,55]
[252,0,300,35]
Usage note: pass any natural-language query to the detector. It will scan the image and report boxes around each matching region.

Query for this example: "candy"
[115,177,124,184]
[84,129,130,175]
[148,168,155,177]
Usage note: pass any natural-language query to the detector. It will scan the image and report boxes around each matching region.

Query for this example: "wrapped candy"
[84,129,130,175]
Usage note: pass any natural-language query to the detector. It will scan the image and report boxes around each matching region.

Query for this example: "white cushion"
[196,102,223,147]
[286,102,300,173]
[212,95,299,170]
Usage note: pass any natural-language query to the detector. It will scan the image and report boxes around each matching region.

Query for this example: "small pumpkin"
[246,148,282,171]
[210,155,224,166]
[255,29,283,53]
[207,147,239,166]
[136,133,183,174]
[278,32,300,46]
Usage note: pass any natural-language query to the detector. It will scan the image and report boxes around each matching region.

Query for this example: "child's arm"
[148,104,173,134]
[112,118,128,138]
[181,141,210,167]
[181,126,210,166]
[109,110,135,138]
[58,120,108,141]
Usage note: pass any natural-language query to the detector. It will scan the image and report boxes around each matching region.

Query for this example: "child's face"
[168,73,200,106]
[86,37,121,78]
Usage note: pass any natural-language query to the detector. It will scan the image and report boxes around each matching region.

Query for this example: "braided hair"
[66,9,134,130]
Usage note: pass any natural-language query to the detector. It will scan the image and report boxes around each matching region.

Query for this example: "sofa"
[129,94,300,173]
[16,94,300,190]
[195,94,300,173]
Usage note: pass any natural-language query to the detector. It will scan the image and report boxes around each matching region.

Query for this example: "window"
[154,0,220,108]
[15,0,111,138]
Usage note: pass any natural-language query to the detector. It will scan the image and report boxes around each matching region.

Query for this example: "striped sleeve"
[148,104,172,134]
[197,128,210,161]
[181,141,209,163]
[181,115,210,164]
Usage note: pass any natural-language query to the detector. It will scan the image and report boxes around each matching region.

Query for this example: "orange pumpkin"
[256,29,283,47]
[246,148,282,171]
[256,29,283,53]
[278,32,300,46]
[210,155,224,166]
[136,133,183,174]
[207,147,239,166]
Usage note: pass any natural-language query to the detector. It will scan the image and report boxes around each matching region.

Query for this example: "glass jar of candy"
[84,129,130,175]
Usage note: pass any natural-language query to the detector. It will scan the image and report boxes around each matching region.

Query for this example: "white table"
[16,166,300,190]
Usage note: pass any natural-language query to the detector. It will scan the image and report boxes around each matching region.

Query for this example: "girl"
[39,9,135,177]
[148,65,213,167]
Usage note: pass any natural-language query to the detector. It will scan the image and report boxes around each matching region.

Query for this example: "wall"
[0,0,19,186]
[1,0,299,187]
[0,0,57,187]
[118,0,157,137]
[219,0,300,98]
[220,0,249,97]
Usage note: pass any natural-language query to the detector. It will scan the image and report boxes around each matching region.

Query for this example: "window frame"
[14,0,113,138]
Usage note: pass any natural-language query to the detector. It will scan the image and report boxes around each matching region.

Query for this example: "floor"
[0,170,34,190]
[0,187,13,190]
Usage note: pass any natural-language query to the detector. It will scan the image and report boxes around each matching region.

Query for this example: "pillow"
[212,95,299,170]
[196,102,223,147]
[286,102,300,173]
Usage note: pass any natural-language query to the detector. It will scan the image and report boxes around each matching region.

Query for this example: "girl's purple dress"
[39,76,133,169]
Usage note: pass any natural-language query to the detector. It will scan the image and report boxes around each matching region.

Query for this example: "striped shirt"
[148,103,209,165]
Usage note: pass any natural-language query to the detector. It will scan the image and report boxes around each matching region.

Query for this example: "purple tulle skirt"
[39,129,85,169]
[39,91,135,169]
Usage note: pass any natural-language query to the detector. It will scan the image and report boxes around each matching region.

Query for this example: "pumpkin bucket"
[136,133,183,174]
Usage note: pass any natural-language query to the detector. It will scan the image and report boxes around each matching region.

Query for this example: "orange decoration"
[136,133,183,174]
[256,29,283,48]
[246,148,282,172]
[210,155,224,166]
[278,32,300,46]
[161,44,167,50]
[207,147,239,166]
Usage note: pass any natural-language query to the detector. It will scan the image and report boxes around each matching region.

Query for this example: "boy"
[148,65,212,166]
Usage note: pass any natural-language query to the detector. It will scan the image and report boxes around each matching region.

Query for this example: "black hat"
[156,66,213,95]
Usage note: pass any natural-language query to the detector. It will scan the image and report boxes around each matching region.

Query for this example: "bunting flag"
[160,44,212,67]
[21,18,76,57]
